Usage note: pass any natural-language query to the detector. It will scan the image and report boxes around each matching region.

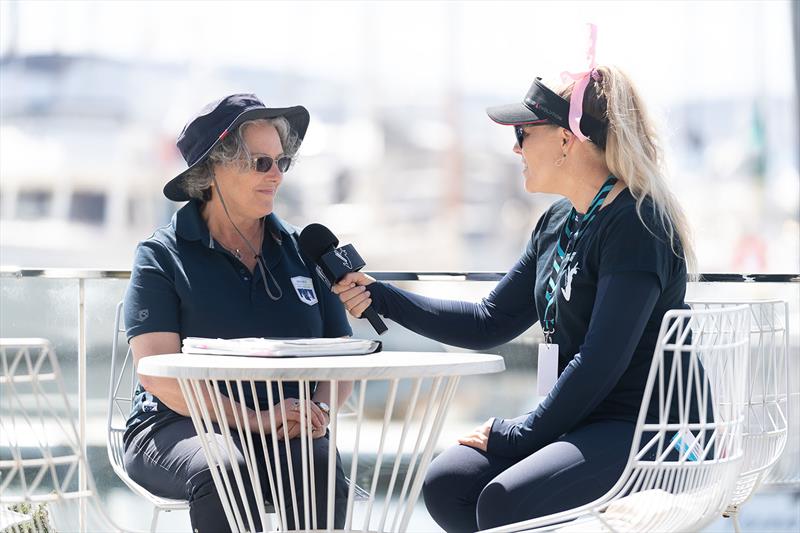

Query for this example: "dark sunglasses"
[514,120,549,147]
[250,155,293,173]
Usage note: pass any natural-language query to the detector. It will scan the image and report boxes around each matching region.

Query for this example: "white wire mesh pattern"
[758,300,799,491]
[107,302,189,532]
[0,338,124,532]
[482,304,752,533]
[137,351,503,533]
[688,299,790,516]
[762,385,800,489]
[176,375,459,532]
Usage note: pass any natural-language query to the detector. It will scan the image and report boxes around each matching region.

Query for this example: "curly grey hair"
[180,116,300,201]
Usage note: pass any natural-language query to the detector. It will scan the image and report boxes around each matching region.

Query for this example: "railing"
[1,268,799,522]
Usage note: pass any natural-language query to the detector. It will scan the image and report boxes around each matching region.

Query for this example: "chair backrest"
[1,338,122,531]
[592,305,751,532]
[107,301,189,510]
[688,299,790,507]
[107,301,136,475]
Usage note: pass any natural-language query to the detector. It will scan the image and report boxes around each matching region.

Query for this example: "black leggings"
[123,417,347,532]
[422,420,635,532]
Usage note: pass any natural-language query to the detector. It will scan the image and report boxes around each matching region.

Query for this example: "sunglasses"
[250,155,293,173]
[514,120,549,147]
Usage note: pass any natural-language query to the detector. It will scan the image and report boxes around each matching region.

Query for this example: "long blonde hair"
[559,65,697,277]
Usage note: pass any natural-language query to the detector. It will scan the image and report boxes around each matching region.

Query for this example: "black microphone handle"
[362,306,388,335]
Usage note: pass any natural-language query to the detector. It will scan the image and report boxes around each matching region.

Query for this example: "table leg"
[398,375,460,533]
[344,380,368,530]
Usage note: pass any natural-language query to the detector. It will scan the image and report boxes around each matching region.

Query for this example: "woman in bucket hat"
[333,28,700,531]
[123,94,351,531]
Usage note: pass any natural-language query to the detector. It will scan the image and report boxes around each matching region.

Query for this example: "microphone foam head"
[298,223,339,262]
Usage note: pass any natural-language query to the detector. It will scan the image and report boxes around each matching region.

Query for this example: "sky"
[0,0,797,273]
[0,0,794,105]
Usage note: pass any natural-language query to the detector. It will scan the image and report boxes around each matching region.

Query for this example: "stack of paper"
[181,337,381,357]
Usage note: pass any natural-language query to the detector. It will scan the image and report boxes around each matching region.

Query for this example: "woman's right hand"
[332,272,376,318]
[275,399,326,440]
[248,398,325,438]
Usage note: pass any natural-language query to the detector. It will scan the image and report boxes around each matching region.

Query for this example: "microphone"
[298,223,388,335]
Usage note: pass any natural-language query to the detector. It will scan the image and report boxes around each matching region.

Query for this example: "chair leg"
[149,506,160,533]
[732,512,742,533]
[724,504,742,533]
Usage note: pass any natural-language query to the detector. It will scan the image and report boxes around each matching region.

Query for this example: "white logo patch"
[291,276,318,306]
[560,252,579,302]
[334,248,353,269]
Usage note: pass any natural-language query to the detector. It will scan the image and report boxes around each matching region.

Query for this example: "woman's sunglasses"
[514,120,550,147]
[250,155,293,173]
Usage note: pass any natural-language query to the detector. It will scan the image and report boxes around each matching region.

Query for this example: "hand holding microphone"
[298,224,388,335]
[333,272,376,318]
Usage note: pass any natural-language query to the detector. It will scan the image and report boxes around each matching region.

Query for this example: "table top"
[137,351,505,381]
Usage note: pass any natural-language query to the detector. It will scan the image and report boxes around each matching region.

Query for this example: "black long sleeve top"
[367,190,689,458]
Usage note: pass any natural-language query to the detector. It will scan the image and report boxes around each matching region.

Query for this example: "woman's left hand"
[458,418,494,451]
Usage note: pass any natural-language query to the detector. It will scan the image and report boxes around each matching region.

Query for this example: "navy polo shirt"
[123,200,352,443]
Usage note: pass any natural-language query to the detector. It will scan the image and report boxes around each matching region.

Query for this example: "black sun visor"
[487,78,607,147]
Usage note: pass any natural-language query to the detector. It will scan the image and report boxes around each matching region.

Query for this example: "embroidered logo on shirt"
[141,392,158,412]
[291,276,318,306]
[137,309,149,321]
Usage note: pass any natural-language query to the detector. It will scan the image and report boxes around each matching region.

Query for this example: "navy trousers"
[124,417,347,532]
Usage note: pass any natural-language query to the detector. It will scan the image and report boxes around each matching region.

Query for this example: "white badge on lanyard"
[537,342,559,396]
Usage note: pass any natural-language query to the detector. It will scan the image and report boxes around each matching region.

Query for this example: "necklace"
[213,219,264,262]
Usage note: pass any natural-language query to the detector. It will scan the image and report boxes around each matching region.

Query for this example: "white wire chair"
[688,299,790,531]
[107,302,190,532]
[1,338,124,532]
[761,301,800,494]
[482,304,752,533]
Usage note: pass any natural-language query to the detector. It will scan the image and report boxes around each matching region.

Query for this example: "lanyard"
[541,175,618,344]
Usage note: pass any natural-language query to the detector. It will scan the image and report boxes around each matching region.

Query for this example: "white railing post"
[78,277,88,532]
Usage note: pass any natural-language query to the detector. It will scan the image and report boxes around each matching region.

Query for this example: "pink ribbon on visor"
[560,23,598,142]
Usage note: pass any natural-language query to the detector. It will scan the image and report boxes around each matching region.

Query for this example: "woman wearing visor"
[334,59,696,530]
[123,94,351,532]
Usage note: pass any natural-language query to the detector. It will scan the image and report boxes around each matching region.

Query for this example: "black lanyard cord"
[541,175,618,343]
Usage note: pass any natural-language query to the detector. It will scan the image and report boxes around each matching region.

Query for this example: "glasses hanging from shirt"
[211,175,283,301]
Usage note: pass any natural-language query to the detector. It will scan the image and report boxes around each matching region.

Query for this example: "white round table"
[137,351,505,533]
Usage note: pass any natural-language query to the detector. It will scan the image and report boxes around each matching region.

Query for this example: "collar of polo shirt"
[172,200,292,267]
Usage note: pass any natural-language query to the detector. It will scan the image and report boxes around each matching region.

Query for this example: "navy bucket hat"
[164,93,310,202]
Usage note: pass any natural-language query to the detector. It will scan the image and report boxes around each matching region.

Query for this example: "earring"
[554,153,567,167]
